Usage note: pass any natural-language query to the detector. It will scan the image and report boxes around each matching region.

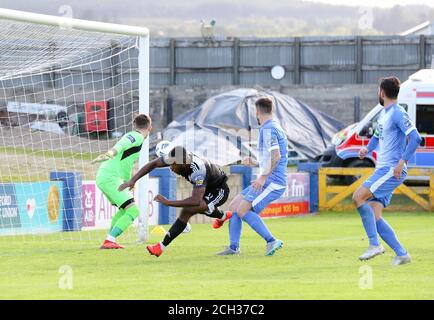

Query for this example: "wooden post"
[430,173,434,211]
[318,168,327,211]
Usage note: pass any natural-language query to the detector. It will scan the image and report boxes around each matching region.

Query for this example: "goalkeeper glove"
[91,150,115,164]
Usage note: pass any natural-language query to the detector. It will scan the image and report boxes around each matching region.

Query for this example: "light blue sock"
[229,213,242,251]
[242,211,275,243]
[376,218,407,256]
[357,203,380,246]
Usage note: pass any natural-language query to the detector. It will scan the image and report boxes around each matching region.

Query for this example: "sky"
[302,0,434,7]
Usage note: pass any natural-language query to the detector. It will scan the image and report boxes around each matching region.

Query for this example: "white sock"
[159,242,166,251]
[106,235,116,242]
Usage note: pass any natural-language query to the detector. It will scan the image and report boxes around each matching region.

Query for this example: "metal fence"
[149,35,434,87]
[3,35,434,89]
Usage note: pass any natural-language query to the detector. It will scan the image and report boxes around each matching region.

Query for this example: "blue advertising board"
[0,184,21,231]
[0,181,64,236]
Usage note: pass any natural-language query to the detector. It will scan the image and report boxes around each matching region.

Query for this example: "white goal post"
[0,8,150,242]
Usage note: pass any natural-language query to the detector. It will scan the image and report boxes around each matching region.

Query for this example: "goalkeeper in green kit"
[92,114,152,249]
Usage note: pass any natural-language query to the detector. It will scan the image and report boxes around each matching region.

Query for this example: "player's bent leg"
[369,201,410,264]
[377,217,409,262]
[201,185,231,229]
[211,210,232,229]
[164,206,200,245]
[244,183,285,252]
[216,211,243,255]
[225,196,253,252]
[237,198,281,256]
[101,201,139,249]
[221,192,248,247]
[110,202,139,236]
[98,176,137,249]
[110,208,125,232]
[216,194,245,255]
[353,186,381,256]
[368,201,383,221]
[352,185,374,207]
[229,194,244,213]
[147,204,207,258]
[100,208,126,248]
[211,210,232,228]
[234,197,253,218]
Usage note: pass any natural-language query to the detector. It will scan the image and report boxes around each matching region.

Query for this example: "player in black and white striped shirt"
[119,146,232,257]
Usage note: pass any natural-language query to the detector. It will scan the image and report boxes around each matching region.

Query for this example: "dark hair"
[255,97,273,114]
[380,76,400,99]
[133,114,151,129]
[167,146,191,164]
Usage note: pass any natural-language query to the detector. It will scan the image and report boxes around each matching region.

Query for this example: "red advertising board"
[260,172,310,218]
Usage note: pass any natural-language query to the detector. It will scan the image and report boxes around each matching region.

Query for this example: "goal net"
[0,9,150,245]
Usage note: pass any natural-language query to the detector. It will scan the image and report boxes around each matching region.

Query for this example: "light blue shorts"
[241,180,286,214]
[362,166,406,208]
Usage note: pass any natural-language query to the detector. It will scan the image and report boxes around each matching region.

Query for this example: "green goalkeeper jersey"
[98,131,144,181]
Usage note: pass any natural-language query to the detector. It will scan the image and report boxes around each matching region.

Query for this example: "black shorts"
[203,183,230,214]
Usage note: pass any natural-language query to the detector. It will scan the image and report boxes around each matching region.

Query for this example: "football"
[183,222,192,233]
[155,140,173,157]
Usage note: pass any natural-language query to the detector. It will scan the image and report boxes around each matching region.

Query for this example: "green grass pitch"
[1,211,433,300]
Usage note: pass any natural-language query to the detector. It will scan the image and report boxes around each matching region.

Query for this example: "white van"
[320,69,434,170]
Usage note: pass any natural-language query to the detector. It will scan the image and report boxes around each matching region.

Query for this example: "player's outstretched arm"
[155,186,206,208]
[242,156,259,166]
[118,157,167,191]
[91,148,117,164]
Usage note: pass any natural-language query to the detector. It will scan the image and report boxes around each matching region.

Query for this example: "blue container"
[150,168,177,225]
[50,171,82,231]
[230,165,253,190]
[297,162,322,213]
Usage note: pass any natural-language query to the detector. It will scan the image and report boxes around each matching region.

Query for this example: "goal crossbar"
[0,8,149,37]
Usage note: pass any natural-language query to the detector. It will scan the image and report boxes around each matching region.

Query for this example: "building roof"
[400,21,432,36]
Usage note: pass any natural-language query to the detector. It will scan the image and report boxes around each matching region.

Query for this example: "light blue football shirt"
[374,103,416,169]
[258,119,288,186]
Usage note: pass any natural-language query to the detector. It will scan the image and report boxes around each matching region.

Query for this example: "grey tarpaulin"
[158,88,344,166]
